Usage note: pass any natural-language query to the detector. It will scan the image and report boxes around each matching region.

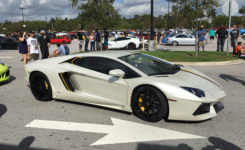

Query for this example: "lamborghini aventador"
[25,51,226,122]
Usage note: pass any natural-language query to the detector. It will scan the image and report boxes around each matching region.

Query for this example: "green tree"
[239,5,245,25]
[70,0,120,30]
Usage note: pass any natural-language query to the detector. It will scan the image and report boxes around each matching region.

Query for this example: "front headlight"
[0,60,5,66]
[181,87,205,98]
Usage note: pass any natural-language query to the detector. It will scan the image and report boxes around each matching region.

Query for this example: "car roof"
[73,51,133,58]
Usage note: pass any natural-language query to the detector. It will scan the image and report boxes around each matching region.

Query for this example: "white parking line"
[26,118,206,146]
[0,57,14,59]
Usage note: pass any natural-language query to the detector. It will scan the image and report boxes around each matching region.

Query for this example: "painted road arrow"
[26,118,205,146]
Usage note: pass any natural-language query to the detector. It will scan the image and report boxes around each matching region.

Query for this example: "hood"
[150,66,222,92]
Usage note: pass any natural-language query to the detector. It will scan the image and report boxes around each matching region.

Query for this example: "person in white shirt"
[27,31,39,61]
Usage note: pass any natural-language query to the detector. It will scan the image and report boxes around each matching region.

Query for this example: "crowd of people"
[77,29,109,52]
[16,30,70,65]
[197,24,244,57]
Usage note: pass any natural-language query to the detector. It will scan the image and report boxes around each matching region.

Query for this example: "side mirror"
[109,69,125,78]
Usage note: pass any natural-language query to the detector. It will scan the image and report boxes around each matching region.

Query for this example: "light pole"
[20,7,25,28]
[149,0,155,51]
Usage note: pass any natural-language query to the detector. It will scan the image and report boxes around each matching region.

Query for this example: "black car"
[0,38,18,50]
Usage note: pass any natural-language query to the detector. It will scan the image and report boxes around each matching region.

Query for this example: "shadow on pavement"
[136,137,242,150]
[0,76,16,86]
[0,104,7,118]
[220,74,245,86]
[0,136,50,150]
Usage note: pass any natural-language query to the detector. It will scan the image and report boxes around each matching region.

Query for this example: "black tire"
[128,43,136,50]
[172,41,178,46]
[131,86,168,122]
[30,72,52,101]
[0,45,3,50]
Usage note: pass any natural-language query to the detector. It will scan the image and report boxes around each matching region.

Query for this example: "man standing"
[215,25,228,52]
[230,24,240,54]
[77,29,84,52]
[198,25,207,52]
[38,30,50,59]
[84,31,89,52]
[103,29,109,50]
[95,29,101,51]
[27,31,39,61]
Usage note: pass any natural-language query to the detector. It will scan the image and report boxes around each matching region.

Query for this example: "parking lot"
[0,41,245,150]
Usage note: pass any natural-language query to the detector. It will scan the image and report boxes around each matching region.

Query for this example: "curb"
[174,59,245,66]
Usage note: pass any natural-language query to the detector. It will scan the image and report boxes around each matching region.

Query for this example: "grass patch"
[141,51,239,62]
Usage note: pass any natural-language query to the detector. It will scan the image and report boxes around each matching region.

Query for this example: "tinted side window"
[74,57,141,79]
[176,35,185,38]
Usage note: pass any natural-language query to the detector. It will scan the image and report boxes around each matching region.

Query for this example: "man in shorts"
[27,31,39,61]
[198,25,207,52]
[77,29,84,52]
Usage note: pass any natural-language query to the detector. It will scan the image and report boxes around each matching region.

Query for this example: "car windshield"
[119,53,180,76]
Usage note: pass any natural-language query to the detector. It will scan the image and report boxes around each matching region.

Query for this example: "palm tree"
[239,5,245,23]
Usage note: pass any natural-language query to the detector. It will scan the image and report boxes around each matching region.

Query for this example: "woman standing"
[90,32,95,51]
[18,31,28,65]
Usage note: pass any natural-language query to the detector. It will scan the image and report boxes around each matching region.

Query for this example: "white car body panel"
[108,37,141,49]
[167,34,196,46]
[25,51,226,121]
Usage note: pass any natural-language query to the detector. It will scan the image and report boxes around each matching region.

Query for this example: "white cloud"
[115,0,168,18]
[0,0,244,22]
[0,0,79,22]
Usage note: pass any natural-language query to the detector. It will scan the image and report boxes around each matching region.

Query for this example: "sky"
[0,0,244,22]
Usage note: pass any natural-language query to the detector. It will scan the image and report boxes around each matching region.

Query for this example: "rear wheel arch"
[131,84,169,121]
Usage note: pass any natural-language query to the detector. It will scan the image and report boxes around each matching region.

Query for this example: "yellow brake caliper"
[139,94,145,112]
[44,81,49,90]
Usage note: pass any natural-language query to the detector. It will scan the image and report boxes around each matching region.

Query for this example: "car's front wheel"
[128,43,136,50]
[131,86,168,122]
[172,41,178,46]
[30,72,52,101]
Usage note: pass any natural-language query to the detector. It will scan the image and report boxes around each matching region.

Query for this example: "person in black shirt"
[38,30,51,59]
[77,30,84,52]
[215,25,228,52]
[230,24,240,54]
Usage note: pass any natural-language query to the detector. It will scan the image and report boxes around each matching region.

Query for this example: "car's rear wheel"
[172,41,178,46]
[128,43,136,50]
[131,86,168,122]
[0,45,3,50]
[30,72,52,101]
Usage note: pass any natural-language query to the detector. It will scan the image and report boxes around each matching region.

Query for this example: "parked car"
[50,36,72,44]
[108,37,141,50]
[25,51,226,122]
[0,60,10,83]
[0,38,18,50]
[167,34,195,46]
[162,34,177,44]
[136,33,149,40]
[240,28,245,35]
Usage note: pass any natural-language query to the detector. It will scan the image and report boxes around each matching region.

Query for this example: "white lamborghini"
[25,51,226,122]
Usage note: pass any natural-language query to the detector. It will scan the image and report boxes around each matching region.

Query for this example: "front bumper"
[168,90,226,121]
[0,68,10,83]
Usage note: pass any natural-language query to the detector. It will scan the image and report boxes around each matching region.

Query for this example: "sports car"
[0,60,10,83]
[25,51,226,122]
[108,37,141,50]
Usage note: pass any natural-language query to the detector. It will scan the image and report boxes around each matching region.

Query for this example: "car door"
[175,34,185,45]
[70,57,140,106]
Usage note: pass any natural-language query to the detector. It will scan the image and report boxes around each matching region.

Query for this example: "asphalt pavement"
[0,43,245,150]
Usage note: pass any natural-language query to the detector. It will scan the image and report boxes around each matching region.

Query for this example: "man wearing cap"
[38,30,51,59]
[198,25,207,52]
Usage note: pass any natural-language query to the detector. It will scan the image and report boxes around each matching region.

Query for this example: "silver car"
[167,34,195,46]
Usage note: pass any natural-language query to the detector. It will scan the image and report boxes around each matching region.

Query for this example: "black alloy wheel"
[30,72,52,101]
[131,86,168,122]
[128,43,136,50]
